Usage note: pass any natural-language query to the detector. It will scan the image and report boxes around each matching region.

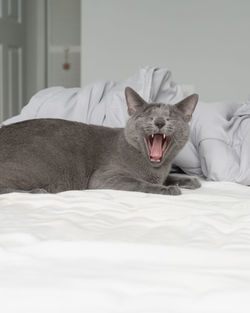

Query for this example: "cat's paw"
[165,185,182,195]
[181,177,201,189]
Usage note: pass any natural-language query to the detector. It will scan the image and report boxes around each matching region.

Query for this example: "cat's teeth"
[150,158,161,163]
[163,134,166,139]
[151,134,154,138]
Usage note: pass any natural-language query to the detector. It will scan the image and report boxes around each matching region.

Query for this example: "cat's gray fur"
[0,87,200,195]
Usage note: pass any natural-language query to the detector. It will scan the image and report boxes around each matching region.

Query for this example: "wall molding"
[0,45,3,119]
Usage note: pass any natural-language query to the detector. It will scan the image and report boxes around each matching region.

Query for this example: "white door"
[0,0,25,122]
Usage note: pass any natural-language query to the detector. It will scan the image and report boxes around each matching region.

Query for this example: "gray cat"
[0,87,200,195]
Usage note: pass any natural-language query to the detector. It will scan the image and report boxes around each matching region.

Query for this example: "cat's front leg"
[164,173,201,189]
[89,172,181,195]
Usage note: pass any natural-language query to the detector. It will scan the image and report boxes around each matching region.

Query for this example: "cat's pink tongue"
[150,134,163,160]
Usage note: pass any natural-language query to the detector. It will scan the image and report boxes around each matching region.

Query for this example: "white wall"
[81,0,250,101]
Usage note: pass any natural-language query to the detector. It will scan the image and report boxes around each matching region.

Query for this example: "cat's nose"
[154,118,166,129]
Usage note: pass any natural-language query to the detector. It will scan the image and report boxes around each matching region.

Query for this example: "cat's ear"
[175,94,199,122]
[125,87,147,116]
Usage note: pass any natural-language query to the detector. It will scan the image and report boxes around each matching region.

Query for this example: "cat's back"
[0,118,121,164]
[0,118,119,144]
[0,119,122,192]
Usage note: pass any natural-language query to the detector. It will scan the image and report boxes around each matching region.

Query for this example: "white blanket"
[176,98,250,185]
[1,181,250,312]
[2,66,250,184]
[3,66,184,127]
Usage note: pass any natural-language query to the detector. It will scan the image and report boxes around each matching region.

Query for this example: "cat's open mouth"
[145,134,171,163]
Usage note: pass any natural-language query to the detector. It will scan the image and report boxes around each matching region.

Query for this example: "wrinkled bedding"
[1,181,250,312]
[176,98,250,185]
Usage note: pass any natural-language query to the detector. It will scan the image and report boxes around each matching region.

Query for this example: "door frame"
[36,0,47,91]
[25,0,47,102]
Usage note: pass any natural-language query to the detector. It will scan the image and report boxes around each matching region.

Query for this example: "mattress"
[0,181,250,313]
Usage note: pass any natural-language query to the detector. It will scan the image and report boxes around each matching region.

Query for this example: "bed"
[1,180,250,312]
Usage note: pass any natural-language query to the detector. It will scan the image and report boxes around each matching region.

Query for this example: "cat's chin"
[144,134,171,167]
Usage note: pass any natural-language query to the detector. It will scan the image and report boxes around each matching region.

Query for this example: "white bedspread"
[1,181,250,312]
